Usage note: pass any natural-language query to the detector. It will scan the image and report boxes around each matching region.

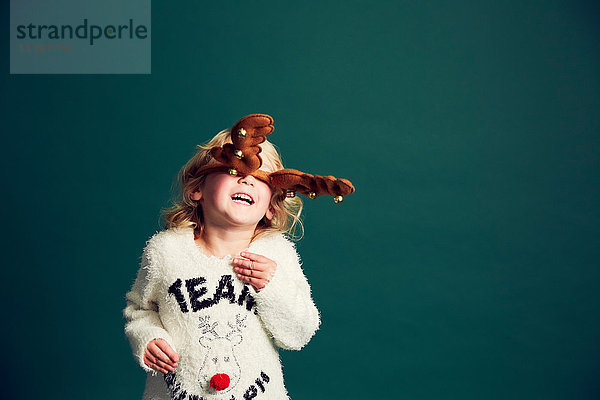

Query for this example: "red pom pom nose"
[210,373,230,391]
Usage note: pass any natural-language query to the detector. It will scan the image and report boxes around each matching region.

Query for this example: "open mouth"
[231,193,254,205]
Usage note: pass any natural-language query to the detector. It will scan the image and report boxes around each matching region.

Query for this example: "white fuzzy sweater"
[123,227,321,400]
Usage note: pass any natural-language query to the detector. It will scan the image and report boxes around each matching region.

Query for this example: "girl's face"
[192,172,274,230]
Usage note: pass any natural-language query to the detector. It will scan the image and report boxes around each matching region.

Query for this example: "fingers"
[144,352,174,374]
[232,256,272,280]
[233,267,269,280]
[154,338,180,364]
[235,274,265,289]
[232,253,276,291]
[145,339,179,374]
[235,269,268,283]
[232,260,270,281]
[232,258,268,274]
[238,251,272,264]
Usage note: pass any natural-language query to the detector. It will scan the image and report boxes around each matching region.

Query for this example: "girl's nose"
[239,175,255,186]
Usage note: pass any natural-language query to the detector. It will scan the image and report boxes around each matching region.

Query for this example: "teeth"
[231,193,253,204]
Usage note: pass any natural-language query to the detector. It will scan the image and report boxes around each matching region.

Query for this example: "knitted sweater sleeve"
[123,236,176,374]
[253,236,321,351]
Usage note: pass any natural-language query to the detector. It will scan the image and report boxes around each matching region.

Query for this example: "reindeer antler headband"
[194,114,355,203]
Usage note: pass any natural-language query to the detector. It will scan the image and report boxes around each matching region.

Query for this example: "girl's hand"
[144,338,180,374]
[232,252,277,292]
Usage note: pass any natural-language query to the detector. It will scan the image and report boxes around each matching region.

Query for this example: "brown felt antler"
[269,169,355,203]
[196,113,355,203]
[210,114,274,176]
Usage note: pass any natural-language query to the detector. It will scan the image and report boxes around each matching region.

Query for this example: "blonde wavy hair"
[161,129,304,242]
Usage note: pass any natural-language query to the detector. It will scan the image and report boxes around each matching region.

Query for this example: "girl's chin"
[208,208,267,228]
[222,215,265,227]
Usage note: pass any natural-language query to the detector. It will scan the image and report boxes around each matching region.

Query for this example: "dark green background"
[2,1,599,399]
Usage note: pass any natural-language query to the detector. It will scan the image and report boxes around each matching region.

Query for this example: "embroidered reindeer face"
[197,314,247,393]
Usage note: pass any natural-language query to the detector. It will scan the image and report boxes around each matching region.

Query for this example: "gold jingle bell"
[234,149,244,159]
[228,168,238,176]
[286,190,296,198]
[334,195,344,203]
[237,128,247,138]
[308,192,317,199]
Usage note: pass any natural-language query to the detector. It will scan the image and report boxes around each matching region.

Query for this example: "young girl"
[123,114,354,400]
